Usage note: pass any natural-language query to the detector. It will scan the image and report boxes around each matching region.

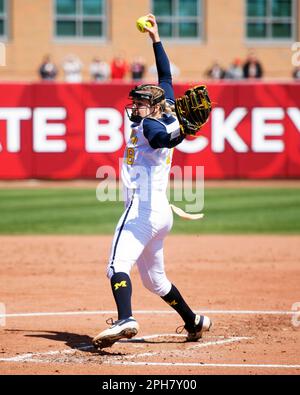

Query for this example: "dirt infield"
[0,235,300,375]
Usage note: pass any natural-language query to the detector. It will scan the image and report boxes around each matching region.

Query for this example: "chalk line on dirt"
[0,309,296,319]
[0,335,249,363]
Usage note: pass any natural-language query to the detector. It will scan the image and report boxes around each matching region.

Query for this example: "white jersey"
[121,115,180,201]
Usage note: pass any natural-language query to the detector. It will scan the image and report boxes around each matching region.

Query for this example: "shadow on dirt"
[23,330,124,356]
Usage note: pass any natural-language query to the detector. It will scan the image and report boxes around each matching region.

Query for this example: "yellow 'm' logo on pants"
[114,280,127,291]
[168,300,178,306]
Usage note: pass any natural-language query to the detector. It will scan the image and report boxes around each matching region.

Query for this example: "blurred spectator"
[89,57,110,81]
[225,58,243,80]
[206,62,226,80]
[110,55,128,80]
[38,55,58,81]
[130,56,146,82]
[243,52,263,79]
[62,54,83,83]
[292,66,300,80]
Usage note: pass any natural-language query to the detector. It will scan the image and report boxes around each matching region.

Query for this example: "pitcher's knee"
[142,277,171,297]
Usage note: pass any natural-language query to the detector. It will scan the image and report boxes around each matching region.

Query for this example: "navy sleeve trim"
[143,118,184,149]
[149,131,184,149]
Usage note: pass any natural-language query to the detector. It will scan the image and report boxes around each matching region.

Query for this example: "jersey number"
[126,147,135,165]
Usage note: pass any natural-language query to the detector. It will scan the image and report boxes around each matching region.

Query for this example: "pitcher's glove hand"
[175,85,212,136]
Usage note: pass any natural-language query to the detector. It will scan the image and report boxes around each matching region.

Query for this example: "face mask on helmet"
[125,85,165,123]
[125,106,145,124]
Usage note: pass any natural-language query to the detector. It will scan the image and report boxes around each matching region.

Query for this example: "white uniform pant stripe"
[109,198,134,273]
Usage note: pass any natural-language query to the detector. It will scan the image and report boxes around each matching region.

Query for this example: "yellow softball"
[136,16,152,33]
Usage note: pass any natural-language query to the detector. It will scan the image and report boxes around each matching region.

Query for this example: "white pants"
[106,191,173,297]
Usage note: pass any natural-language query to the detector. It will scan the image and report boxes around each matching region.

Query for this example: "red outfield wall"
[0,82,299,179]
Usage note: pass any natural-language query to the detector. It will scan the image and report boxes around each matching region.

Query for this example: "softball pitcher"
[93,14,211,350]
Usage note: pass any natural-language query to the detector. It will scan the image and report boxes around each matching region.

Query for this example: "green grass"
[172,188,300,234]
[0,188,299,234]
